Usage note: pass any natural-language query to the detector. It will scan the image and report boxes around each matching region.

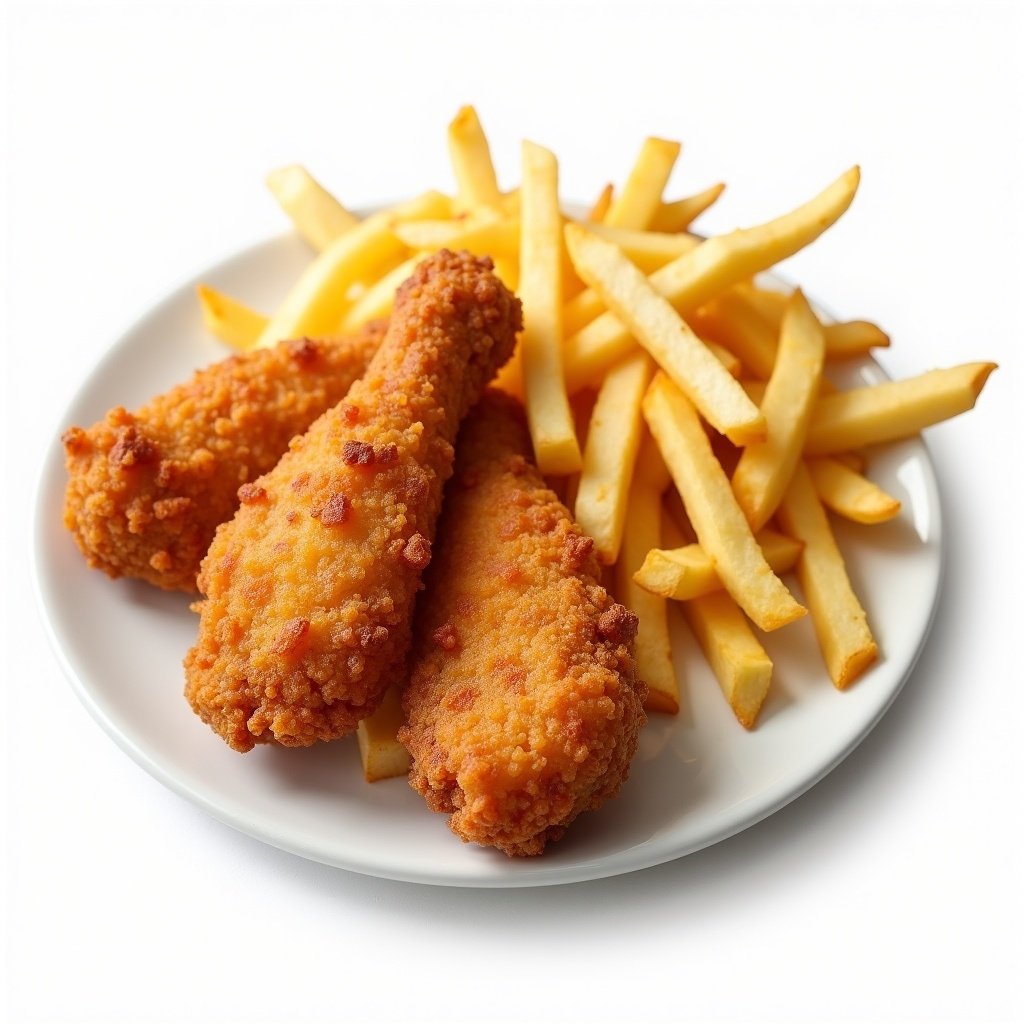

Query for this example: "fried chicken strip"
[399,391,647,857]
[62,322,386,591]
[185,252,521,752]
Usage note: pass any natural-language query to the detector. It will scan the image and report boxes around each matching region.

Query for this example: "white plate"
[33,231,943,887]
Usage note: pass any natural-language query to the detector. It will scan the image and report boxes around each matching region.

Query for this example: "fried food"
[399,390,647,857]
[62,322,386,592]
[185,251,521,752]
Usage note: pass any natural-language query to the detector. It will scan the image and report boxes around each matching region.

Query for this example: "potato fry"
[254,190,449,348]
[806,457,901,524]
[339,253,423,331]
[447,105,502,209]
[265,164,360,252]
[648,182,727,232]
[565,224,765,445]
[563,167,860,391]
[776,463,878,688]
[691,290,780,381]
[588,183,614,222]
[731,290,826,530]
[643,374,805,631]
[356,686,411,782]
[605,137,681,229]
[390,211,517,256]
[615,437,679,715]
[196,284,268,351]
[682,590,773,729]
[804,362,998,454]
[634,528,803,601]
[575,352,654,564]
[519,141,581,474]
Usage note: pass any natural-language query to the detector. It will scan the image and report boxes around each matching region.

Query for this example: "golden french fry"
[691,290,780,381]
[731,290,826,530]
[447,105,502,209]
[574,223,701,274]
[634,528,803,601]
[682,590,773,729]
[565,224,765,445]
[356,686,411,782]
[615,438,679,715]
[575,352,654,564]
[804,362,998,454]
[648,183,727,232]
[390,211,516,256]
[776,463,878,688]
[563,167,861,391]
[588,183,614,222]
[806,457,901,524]
[520,141,581,474]
[605,137,681,229]
[196,284,268,351]
[255,191,448,348]
[643,374,805,631]
[265,164,360,252]
[339,253,423,331]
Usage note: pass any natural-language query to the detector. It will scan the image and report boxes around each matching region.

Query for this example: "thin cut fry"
[634,528,803,601]
[648,183,727,232]
[563,167,861,391]
[804,362,998,454]
[643,374,805,631]
[196,284,268,351]
[575,352,654,563]
[254,191,449,348]
[776,463,878,688]
[806,457,902,524]
[605,137,681,229]
[339,254,423,331]
[519,141,581,474]
[265,164,360,251]
[356,686,411,782]
[390,211,516,256]
[731,290,826,530]
[447,105,502,209]
[565,224,765,445]
[588,183,614,222]
[683,590,773,729]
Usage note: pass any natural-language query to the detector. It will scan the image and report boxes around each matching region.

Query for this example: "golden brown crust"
[184,252,521,752]
[399,391,647,857]
[62,322,387,591]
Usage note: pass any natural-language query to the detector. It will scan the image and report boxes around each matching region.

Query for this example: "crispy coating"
[399,391,647,857]
[185,252,521,752]
[62,323,386,591]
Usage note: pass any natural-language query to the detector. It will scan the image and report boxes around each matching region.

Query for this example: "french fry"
[588,183,614,222]
[573,222,701,274]
[265,165,360,252]
[682,590,773,729]
[634,528,803,601]
[615,436,679,715]
[691,289,780,381]
[390,211,516,256]
[648,182,727,232]
[643,374,806,631]
[565,224,765,445]
[731,290,826,530]
[803,362,998,454]
[605,137,681,229]
[776,463,878,688]
[806,457,902,524]
[447,105,502,210]
[254,191,449,348]
[339,253,423,331]
[196,284,268,351]
[356,686,411,782]
[563,167,861,391]
[519,141,581,474]
[575,352,654,564]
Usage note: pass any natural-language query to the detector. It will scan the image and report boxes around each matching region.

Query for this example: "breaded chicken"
[399,391,647,857]
[62,322,386,591]
[185,252,521,752]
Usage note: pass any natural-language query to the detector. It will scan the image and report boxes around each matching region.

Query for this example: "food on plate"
[265,164,360,251]
[196,284,269,351]
[184,250,521,751]
[399,390,646,856]
[805,457,902,525]
[61,321,386,592]
[603,136,681,229]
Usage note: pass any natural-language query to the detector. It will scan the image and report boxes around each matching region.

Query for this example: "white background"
[3,1,1022,1021]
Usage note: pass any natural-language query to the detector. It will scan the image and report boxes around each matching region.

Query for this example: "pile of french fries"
[197,106,996,776]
